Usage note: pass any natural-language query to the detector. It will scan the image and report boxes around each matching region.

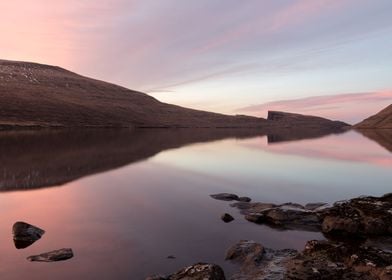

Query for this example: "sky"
[1,0,391,123]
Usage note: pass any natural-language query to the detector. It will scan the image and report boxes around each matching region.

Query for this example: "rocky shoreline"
[147,193,392,280]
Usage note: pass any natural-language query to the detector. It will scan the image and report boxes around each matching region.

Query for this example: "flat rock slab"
[27,248,74,262]
[12,221,45,249]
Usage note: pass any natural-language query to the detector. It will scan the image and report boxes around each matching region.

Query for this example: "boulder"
[12,221,45,249]
[321,194,392,237]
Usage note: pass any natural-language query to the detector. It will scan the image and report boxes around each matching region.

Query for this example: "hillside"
[0,59,350,129]
[355,104,392,129]
[0,59,265,128]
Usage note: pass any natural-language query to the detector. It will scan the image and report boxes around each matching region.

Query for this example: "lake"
[0,128,390,279]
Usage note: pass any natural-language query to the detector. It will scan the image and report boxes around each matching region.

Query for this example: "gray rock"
[231,194,392,237]
[27,248,74,262]
[221,213,234,223]
[12,221,45,249]
[210,193,239,201]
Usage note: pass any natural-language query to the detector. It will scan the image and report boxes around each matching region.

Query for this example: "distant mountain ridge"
[0,59,349,130]
[355,104,392,129]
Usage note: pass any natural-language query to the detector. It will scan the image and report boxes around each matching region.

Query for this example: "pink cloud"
[237,91,392,124]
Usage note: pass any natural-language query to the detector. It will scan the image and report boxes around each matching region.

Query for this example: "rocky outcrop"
[12,222,45,249]
[224,240,392,280]
[228,194,391,237]
[285,240,392,280]
[146,263,226,280]
[355,104,392,129]
[27,248,74,262]
[320,193,392,237]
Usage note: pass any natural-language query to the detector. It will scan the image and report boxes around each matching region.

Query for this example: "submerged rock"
[221,213,234,223]
[146,263,226,280]
[12,221,45,249]
[27,248,74,262]
[210,193,240,201]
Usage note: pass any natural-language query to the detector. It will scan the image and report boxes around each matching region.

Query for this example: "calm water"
[0,129,391,279]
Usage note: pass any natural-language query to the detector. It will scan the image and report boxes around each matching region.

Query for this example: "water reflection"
[0,128,265,191]
[0,127,354,191]
[357,129,392,153]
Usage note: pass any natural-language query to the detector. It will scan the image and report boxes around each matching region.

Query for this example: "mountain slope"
[355,104,392,129]
[0,59,265,128]
[0,59,350,130]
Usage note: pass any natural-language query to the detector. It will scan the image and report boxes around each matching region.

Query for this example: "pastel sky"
[1,0,391,123]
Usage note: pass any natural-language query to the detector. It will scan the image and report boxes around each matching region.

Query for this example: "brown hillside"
[355,104,392,129]
[0,59,265,128]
